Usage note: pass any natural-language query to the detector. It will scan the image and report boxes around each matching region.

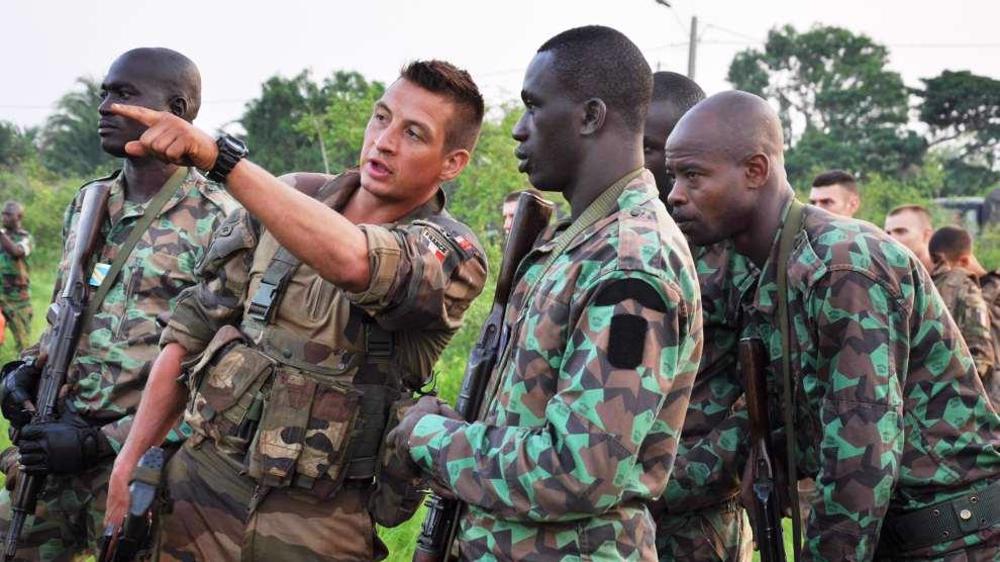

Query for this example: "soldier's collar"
[750,196,801,315]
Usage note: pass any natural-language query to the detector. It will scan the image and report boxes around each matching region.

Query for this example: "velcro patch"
[423,230,451,264]
[608,314,648,369]
[594,279,667,312]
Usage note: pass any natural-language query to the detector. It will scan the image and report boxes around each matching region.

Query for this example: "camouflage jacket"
[655,241,755,514]
[931,262,997,387]
[981,271,1000,405]
[162,171,487,487]
[406,171,702,561]
[29,168,238,452]
[745,200,1000,561]
[0,227,32,306]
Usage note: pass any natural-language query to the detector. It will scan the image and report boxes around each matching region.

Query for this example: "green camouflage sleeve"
[662,404,748,508]
[407,269,692,522]
[957,283,997,379]
[160,209,258,356]
[100,414,191,452]
[803,269,905,561]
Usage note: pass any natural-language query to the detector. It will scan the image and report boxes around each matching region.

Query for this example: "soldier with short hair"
[885,204,935,271]
[0,48,238,561]
[666,89,1000,560]
[643,71,754,562]
[808,170,860,218]
[104,59,488,561]
[929,225,997,403]
[0,200,33,352]
[388,26,702,561]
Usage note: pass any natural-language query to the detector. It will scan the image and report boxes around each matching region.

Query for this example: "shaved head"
[670,90,784,170]
[111,48,202,120]
[665,91,793,252]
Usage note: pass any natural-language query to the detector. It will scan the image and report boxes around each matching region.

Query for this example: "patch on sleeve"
[423,230,451,264]
[608,314,648,369]
[594,278,668,312]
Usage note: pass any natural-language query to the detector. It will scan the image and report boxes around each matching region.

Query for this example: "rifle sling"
[481,168,642,418]
[776,198,805,562]
[84,167,188,324]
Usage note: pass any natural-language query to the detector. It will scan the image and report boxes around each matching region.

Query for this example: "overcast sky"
[3,0,998,134]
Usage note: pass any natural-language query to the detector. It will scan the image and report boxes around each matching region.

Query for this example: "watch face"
[222,136,247,154]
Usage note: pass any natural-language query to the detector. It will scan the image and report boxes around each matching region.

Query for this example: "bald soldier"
[885,204,935,272]
[0,48,238,561]
[666,90,1000,560]
[0,201,33,352]
[643,72,754,562]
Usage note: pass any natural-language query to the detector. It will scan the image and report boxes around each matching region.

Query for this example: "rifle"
[412,191,554,562]
[740,337,786,562]
[4,182,111,561]
[97,447,166,562]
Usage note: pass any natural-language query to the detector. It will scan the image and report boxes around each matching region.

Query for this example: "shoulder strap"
[245,177,347,325]
[83,166,188,323]
[776,198,805,562]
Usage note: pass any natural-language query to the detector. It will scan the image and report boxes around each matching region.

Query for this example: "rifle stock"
[740,337,786,562]
[413,192,554,562]
[4,182,111,561]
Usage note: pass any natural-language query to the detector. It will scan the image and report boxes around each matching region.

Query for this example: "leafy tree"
[298,71,385,173]
[918,70,1000,195]
[241,70,384,175]
[38,77,117,177]
[728,24,926,185]
[0,122,35,169]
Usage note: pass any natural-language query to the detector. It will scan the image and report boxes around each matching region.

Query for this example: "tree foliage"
[728,25,926,186]
[38,77,117,177]
[918,70,1000,195]
[0,122,35,168]
[241,70,384,175]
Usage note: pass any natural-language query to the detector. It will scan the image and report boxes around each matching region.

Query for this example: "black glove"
[18,411,112,475]
[0,360,39,430]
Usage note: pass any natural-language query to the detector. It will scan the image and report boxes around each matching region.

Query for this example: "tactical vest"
[187,171,474,496]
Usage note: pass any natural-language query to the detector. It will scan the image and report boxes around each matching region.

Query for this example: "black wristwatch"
[206,134,249,183]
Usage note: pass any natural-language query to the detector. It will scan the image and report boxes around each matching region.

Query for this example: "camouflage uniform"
[157,170,486,562]
[652,241,754,562]
[0,227,33,352]
[0,168,238,561]
[931,262,998,405]
[744,201,1000,561]
[980,271,1000,403]
[405,170,703,561]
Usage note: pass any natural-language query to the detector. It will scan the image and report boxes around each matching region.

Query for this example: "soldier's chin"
[100,138,129,158]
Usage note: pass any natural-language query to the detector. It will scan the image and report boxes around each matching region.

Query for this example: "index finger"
[108,103,161,127]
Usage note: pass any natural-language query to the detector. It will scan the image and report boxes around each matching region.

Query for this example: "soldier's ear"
[438,148,470,183]
[168,96,188,119]
[744,153,770,189]
[580,98,607,136]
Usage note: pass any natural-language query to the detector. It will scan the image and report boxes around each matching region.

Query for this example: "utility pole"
[688,15,698,79]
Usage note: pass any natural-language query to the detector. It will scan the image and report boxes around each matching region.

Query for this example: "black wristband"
[206,134,249,183]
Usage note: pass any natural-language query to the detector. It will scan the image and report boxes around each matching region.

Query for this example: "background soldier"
[104,60,488,561]
[929,225,997,403]
[666,90,1000,560]
[389,26,702,561]
[807,170,861,218]
[643,71,754,562]
[0,48,237,560]
[884,204,935,271]
[0,201,33,352]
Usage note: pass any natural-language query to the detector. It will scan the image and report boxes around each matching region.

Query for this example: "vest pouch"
[247,370,361,492]
[188,329,275,455]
